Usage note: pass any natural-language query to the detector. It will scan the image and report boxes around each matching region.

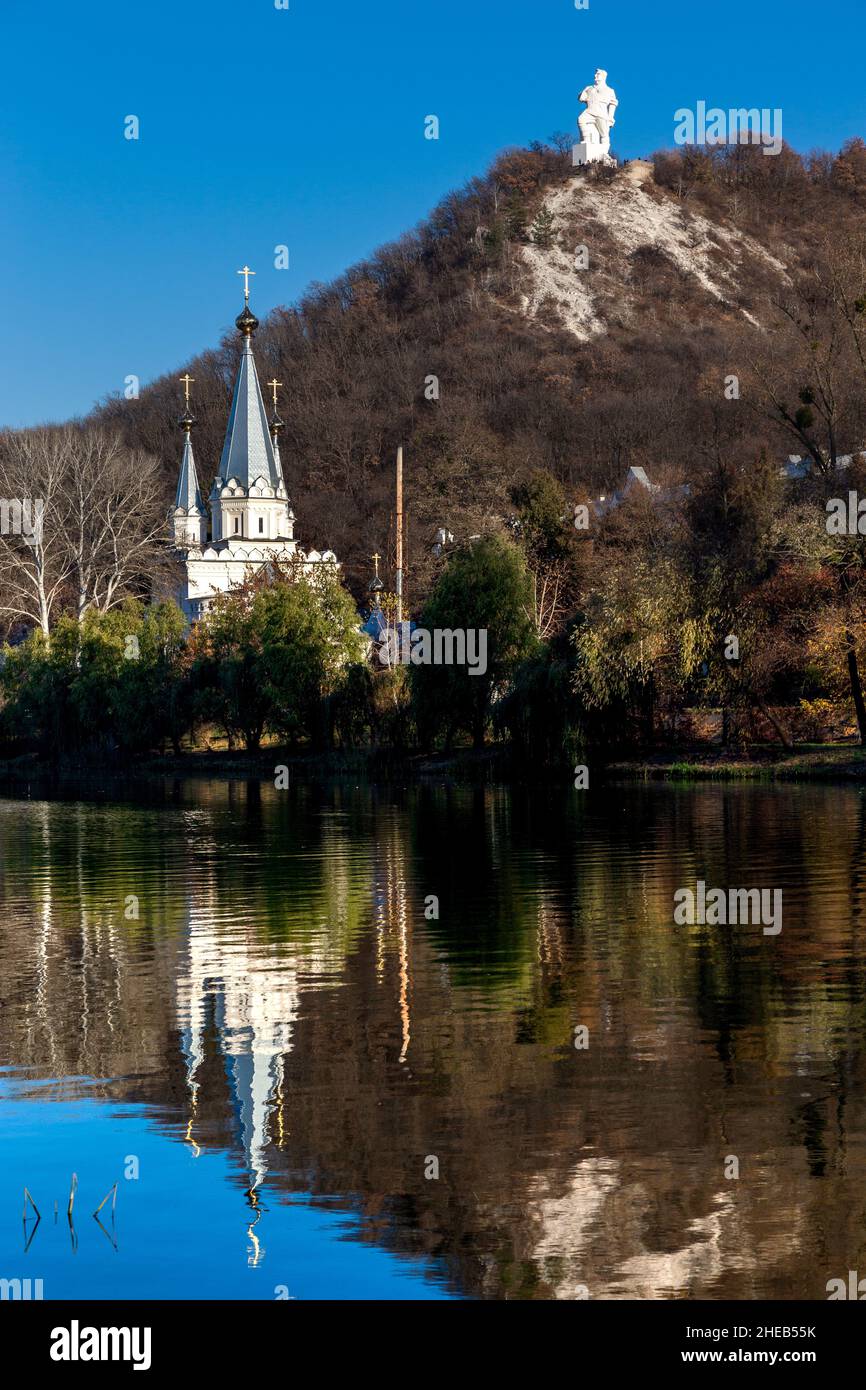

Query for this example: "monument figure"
[574,68,618,167]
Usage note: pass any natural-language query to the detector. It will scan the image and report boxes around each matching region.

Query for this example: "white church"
[172,269,337,620]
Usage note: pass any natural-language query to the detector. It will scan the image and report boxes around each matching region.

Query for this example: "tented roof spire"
[174,376,205,513]
[218,271,280,489]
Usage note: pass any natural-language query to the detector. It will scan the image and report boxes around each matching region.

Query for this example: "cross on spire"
[267,378,282,410]
[237,265,256,302]
[372,552,381,578]
[179,373,195,407]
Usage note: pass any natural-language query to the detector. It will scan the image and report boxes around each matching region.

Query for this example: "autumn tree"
[776,454,866,745]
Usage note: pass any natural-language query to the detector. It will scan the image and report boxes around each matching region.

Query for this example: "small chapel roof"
[174,428,205,514]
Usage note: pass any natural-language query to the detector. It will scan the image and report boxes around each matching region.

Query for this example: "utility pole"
[396,445,404,627]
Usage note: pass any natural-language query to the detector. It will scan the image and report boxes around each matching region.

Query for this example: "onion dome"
[236,303,259,337]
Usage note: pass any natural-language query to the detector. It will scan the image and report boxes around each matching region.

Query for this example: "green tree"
[0,599,192,757]
[257,568,366,748]
[191,591,274,752]
[192,569,365,751]
[1,622,77,755]
[116,602,191,754]
[530,206,556,248]
[412,535,536,750]
[496,626,583,766]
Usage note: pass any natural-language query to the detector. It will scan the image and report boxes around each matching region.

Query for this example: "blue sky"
[2,0,864,428]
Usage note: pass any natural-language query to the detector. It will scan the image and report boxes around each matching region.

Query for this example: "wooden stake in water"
[22,1187,40,1220]
[67,1173,78,1219]
[93,1183,118,1219]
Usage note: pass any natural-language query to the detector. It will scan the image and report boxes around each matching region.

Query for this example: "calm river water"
[1,777,865,1300]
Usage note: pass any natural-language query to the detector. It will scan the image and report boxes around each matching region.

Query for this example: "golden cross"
[372,552,381,577]
[237,265,256,301]
[267,378,282,410]
[179,373,195,407]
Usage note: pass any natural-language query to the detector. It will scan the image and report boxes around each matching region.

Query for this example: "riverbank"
[0,745,504,789]
[607,745,866,781]
[2,742,866,788]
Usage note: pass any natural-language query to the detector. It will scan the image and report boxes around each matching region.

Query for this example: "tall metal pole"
[396,446,404,627]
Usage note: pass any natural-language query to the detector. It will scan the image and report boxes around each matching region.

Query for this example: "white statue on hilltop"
[575,68,618,166]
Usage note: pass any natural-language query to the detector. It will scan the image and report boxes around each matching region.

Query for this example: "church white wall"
[209,479,295,545]
[179,546,339,621]
[219,497,292,542]
[173,511,207,547]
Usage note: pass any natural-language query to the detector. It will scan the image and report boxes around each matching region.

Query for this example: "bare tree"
[753,242,866,472]
[827,230,866,391]
[530,557,570,639]
[0,425,166,635]
[62,429,165,620]
[0,427,76,634]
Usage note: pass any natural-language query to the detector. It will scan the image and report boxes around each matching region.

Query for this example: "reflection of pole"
[397,873,410,1065]
[396,446,403,626]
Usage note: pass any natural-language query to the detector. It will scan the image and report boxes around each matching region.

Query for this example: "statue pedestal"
[573,141,616,168]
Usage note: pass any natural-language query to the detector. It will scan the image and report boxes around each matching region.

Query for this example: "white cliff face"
[517,162,788,341]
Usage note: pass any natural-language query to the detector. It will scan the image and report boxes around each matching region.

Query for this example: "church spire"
[173,375,206,545]
[217,269,281,489]
[267,377,287,489]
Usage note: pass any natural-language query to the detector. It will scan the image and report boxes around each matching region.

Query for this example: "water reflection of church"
[172,790,417,1265]
[177,906,298,1262]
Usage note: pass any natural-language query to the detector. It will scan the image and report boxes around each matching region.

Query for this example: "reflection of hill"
[2,780,866,1298]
